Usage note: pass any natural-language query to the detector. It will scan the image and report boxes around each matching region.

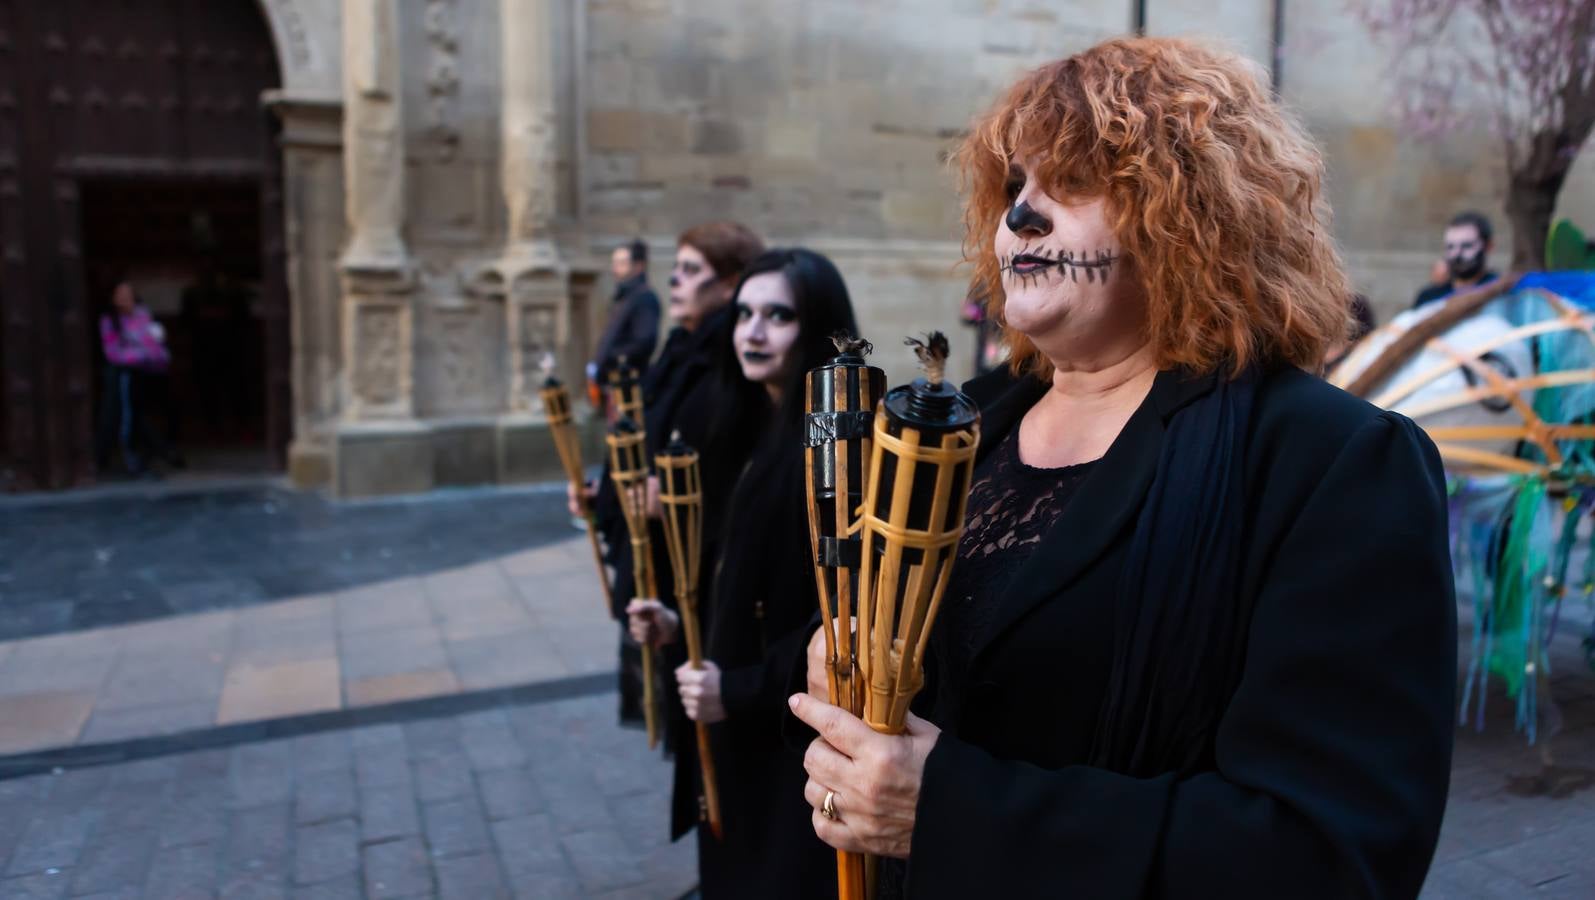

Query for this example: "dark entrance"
[0,0,289,490]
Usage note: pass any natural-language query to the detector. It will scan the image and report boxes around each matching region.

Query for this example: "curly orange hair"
[957,37,1351,378]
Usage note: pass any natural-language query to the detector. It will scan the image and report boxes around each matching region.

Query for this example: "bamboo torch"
[607,415,661,749]
[539,375,615,616]
[857,333,980,733]
[803,333,886,900]
[654,432,724,839]
[607,355,644,424]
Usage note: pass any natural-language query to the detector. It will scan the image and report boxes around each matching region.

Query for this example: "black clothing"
[898,365,1455,899]
[1413,270,1499,308]
[595,306,736,615]
[666,404,835,900]
[593,274,661,385]
[931,427,1097,730]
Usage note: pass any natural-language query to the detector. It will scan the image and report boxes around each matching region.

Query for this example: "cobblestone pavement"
[0,483,575,640]
[2,483,1594,897]
[0,692,695,900]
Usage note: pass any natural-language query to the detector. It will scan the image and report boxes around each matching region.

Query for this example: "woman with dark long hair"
[628,248,858,899]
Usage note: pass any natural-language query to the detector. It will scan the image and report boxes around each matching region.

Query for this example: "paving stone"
[434,852,511,900]
[225,805,293,870]
[0,870,70,900]
[355,748,413,793]
[459,721,529,773]
[401,718,464,760]
[290,874,362,900]
[292,818,359,886]
[217,658,342,725]
[345,669,459,707]
[0,690,96,754]
[491,815,573,879]
[79,699,218,744]
[476,768,545,821]
[5,809,100,877]
[561,828,646,893]
[68,826,157,896]
[414,752,475,804]
[295,768,358,826]
[362,836,433,899]
[160,793,232,849]
[144,841,223,898]
[358,784,422,844]
[291,731,354,776]
[216,868,289,900]
[423,795,493,859]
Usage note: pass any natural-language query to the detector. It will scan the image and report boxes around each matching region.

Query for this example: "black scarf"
[1089,367,1259,777]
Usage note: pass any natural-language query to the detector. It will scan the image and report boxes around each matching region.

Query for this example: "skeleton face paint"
[668,244,723,331]
[994,164,1142,358]
[1443,224,1488,281]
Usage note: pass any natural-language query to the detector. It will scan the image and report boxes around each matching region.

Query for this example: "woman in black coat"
[629,248,861,899]
[576,221,764,726]
[789,38,1457,899]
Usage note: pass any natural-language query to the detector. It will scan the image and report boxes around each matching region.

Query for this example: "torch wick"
[904,332,951,388]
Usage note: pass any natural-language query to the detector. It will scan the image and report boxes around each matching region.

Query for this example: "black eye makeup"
[1003,165,1026,202]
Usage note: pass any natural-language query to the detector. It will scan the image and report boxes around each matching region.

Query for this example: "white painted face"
[668,244,725,330]
[995,162,1144,361]
[733,271,800,389]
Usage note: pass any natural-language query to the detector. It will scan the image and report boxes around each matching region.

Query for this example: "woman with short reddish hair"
[790,37,1454,899]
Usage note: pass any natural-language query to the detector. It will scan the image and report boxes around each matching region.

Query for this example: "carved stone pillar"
[340,0,407,272]
[499,0,561,268]
[339,0,414,423]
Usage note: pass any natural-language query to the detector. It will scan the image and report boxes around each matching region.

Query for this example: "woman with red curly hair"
[789,37,1455,898]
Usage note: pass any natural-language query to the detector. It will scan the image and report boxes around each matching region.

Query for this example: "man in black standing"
[590,239,661,413]
[1413,211,1500,309]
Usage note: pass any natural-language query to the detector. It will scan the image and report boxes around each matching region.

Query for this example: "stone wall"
[578,0,1595,378]
[272,0,1595,493]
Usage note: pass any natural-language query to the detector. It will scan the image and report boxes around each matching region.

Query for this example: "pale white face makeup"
[733,272,800,391]
[995,163,1143,362]
[668,244,725,331]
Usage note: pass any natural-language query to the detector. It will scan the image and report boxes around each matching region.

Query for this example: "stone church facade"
[3,0,1590,495]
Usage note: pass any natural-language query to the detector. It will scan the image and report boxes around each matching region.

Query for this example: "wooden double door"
[0,0,290,489]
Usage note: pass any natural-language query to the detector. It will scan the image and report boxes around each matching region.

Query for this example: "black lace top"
[929,423,1097,727]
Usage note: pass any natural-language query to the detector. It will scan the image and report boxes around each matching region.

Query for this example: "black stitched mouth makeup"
[999,244,1119,286]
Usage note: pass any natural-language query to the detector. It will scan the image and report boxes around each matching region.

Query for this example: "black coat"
[667,424,837,900]
[593,273,661,385]
[901,364,1456,899]
[595,307,735,614]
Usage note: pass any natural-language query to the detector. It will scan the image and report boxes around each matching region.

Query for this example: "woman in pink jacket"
[95,281,173,476]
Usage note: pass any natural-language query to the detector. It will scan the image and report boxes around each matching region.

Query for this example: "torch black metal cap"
[542,375,564,389]
[882,380,978,434]
[657,429,693,458]
[611,415,641,435]
[883,332,978,434]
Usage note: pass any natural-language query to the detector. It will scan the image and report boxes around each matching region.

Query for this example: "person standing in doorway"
[95,281,175,477]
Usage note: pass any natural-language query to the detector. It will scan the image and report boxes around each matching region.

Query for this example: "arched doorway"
[0,0,290,489]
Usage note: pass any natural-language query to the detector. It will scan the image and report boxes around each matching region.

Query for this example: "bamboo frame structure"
[539,377,614,615]
[654,435,724,839]
[801,337,886,900]
[856,406,979,732]
[1334,288,1595,479]
[606,416,661,749]
[607,356,644,423]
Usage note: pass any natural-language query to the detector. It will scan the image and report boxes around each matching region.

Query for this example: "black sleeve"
[906,413,1456,900]
[617,290,661,369]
